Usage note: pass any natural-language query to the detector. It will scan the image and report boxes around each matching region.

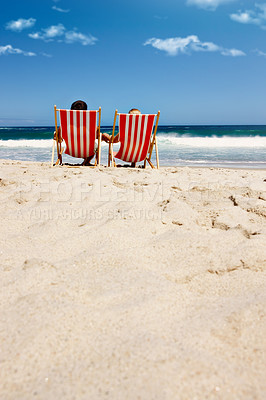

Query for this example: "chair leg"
[147,158,155,168]
[108,144,111,167]
[51,140,56,167]
[54,146,62,165]
[94,149,98,166]
[59,146,64,165]
[155,137,159,169]
[111,146,115,167]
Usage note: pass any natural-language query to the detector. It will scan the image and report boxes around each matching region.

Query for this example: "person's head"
[128,108,141,115]
[71,100,87,110]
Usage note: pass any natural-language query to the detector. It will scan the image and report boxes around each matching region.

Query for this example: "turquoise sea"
[0,125,266,168]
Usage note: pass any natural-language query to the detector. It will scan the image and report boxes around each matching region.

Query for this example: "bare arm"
[97,128,119,143]
[111,134,120,143]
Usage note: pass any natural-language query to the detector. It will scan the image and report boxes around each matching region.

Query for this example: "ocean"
[0,125,266,168]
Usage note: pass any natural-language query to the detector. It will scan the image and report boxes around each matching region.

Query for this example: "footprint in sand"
[22,258,56,270]
[112,179,128,189]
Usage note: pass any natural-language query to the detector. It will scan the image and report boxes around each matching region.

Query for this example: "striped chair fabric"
[115,113,156,162]
[59,109,97,158]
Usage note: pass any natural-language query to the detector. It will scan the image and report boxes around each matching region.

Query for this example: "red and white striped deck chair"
[108,110,160,168]
[51,105,102,166]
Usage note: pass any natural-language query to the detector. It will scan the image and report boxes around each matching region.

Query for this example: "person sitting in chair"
[70,100,110,166]
[110,108,141,167]
[111,108,141,144]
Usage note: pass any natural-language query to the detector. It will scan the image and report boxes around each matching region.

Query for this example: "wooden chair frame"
[51,105,102,167]
[108,110,160,169]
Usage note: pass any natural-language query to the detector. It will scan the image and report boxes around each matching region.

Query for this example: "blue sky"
[0,0,266,125]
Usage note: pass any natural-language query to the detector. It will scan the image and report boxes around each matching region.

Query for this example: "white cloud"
[29,24,97,46]
[29,24,66,41]
[254,48,266,57]
[187,0,235,11]
[52,6,70,13]
[230,3,266,28]
[6,18,36,32]
[144,36,198,56]
[221,48,246,56]
[41,52,53,58]
[65,31,97,45]
[230,12,260,24]
[45,24,66,38]
[192,40,220,52]
[144,35,245,57]
[29,32,42,40]
[0,44,36,56]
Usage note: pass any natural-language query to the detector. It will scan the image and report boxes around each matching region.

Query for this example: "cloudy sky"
[1,0,266,125]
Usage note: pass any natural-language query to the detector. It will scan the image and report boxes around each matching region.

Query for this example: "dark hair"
[71,100,87,110]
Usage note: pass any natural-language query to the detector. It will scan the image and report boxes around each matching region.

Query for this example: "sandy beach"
[0,160,266,400]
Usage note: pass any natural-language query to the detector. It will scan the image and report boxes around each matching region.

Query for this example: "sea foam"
[1,135,266,149]
[0,139,54,148]
[157,135,266,148]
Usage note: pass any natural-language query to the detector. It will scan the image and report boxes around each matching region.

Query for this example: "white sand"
[0,160,266,399]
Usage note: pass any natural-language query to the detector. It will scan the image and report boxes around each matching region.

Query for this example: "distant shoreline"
[1,126,266,168]
[1,124,266,128]
[1,159,266,171]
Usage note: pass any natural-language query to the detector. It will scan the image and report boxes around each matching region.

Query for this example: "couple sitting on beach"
[71,100,140,167]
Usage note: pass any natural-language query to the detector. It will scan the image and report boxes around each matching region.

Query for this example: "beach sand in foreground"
[0,160,266,400]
